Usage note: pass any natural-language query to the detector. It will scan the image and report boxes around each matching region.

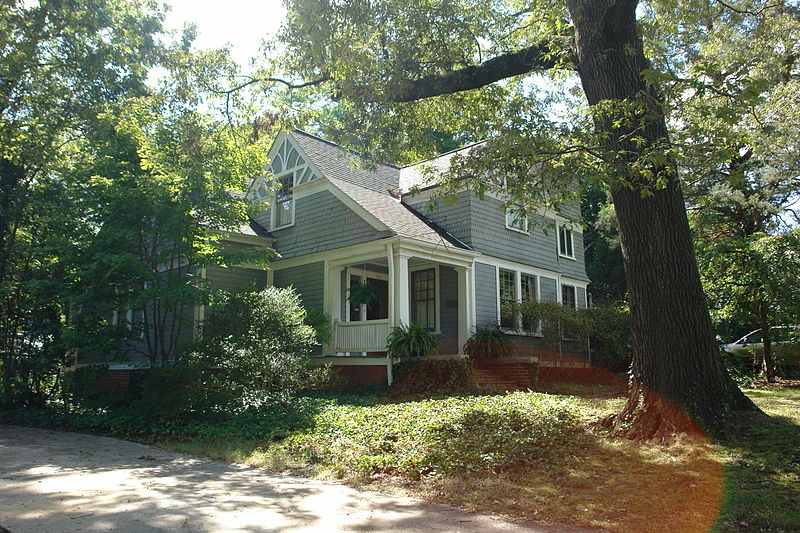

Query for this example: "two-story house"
[235,130,591,385]
[82,129,590,389]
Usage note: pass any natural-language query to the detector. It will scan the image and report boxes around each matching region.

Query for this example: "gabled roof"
[289,130,399,193]
[399,141,484,191]
[286,131,471,250]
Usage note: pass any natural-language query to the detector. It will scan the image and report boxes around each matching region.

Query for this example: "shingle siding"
[475,262,497,327]
[405,191,473,247]
[266,190,390,259]
[408,192,589,282]
[273,262,325,311]
[470,195,589,281]
[205,265,266,291]
[273,261,326,356]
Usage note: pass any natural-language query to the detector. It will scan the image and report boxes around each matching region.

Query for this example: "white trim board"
[475,256,589,287]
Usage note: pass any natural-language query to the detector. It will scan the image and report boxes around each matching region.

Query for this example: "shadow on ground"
[0,426,583,533]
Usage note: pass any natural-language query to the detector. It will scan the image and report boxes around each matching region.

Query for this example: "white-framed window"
[273,173,294,229]
[520,273,539,331]
[561,284,577,308]
[268,137,320,230]
[558,224,575,259]
[560,283,578,340]
[505,207,528,233]
[411,268,437,331]
[498,268,541,334]
[498,269,517,329]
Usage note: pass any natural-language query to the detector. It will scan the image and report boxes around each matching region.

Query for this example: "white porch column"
[328,266,344,322]
[326,265,344,355]
[393,252,411,327]
[455,266,470,353]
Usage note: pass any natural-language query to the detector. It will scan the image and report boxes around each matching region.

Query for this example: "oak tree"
[255,0,785,437]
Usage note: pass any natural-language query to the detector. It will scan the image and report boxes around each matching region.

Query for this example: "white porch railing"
[332,319,390,353]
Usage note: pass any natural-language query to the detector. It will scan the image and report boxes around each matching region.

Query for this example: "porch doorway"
[347,273,389,322]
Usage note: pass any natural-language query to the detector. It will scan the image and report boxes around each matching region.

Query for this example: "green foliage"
[0,392,328,441]
[385,323,441,358]
[698,229,800,377]
[286,393,583,478]
[463,325,514,359]
[390,358,476,397]
[346,280,379,307]
[517,300,632,373]
[181,287,331,402]
[65,100,273,365]
[0,0,167,406]
[304,307,333,345]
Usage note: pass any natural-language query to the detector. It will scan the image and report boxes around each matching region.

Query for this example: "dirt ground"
[0,425,588,533]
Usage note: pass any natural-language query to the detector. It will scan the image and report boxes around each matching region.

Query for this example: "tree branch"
[384,39,574,103]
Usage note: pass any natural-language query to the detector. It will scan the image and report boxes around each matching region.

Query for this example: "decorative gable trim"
[266,131,326,187]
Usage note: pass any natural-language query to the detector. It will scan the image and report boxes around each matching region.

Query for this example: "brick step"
[472,367,531,390]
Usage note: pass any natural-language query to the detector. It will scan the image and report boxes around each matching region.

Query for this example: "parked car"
[723,326,800,360]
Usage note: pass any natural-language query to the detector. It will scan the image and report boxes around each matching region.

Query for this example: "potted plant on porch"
[386,322,441,359]
[463,324,515,360]
[346,280,379,308]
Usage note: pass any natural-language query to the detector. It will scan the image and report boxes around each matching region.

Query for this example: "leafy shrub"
[390,358,476,397]
[62,365,134,409]
[582,303,632,373]
[0,392,329,441]
[386,322,441,358]
[463,325,515,358]
[304,306,333,345]
[184,286,331,396]
[287,392,583,478]
[518,300,632,373]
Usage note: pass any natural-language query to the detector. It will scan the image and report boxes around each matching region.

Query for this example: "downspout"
[386,242,395,386]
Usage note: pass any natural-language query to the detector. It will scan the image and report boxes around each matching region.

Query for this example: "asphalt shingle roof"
[289,131,470,250]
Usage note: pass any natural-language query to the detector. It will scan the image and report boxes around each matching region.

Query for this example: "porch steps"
[472,360,534,391]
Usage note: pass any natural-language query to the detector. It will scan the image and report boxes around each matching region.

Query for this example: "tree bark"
[567,0,756,438]
[758,296,776,382]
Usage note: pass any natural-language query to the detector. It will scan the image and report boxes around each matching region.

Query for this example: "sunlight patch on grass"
[155,385,799,533]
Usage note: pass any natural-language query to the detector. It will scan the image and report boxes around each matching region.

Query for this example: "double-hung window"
[274,174,294,229]
[411,268,437,330]
[520,273,538,332]
[499,269,517,329]
[561,284,578,340]
[499,269,540,333]
[558,224,575,259]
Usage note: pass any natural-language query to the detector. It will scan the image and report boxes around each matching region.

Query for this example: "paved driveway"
[0,426,584,533]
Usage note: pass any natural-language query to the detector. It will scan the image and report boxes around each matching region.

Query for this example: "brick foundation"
[90,369,133,393]
[331,365,387,387]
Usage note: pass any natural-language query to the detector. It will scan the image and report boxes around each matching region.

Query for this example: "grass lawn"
[158,384,800,533]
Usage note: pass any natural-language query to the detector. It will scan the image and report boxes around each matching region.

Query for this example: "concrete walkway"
[0,426,586,533]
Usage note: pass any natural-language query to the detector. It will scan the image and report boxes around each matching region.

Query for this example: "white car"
[723,326,800,359]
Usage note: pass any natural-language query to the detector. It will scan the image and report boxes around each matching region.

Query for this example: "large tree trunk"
[567,0,757,438]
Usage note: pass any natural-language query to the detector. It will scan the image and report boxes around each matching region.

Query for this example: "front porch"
[323,242,476,359]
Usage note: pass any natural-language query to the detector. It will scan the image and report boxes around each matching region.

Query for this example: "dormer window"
[268,136,321,230]
[274,174,294,228]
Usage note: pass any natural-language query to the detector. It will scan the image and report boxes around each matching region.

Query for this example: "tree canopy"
[240,0,800,437]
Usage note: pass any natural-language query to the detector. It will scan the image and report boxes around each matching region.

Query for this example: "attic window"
[274,174,293,228]
[505,206,528,233]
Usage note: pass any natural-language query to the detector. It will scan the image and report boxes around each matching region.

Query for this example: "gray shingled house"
[83,130,591,388]
[238,130,591,385]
